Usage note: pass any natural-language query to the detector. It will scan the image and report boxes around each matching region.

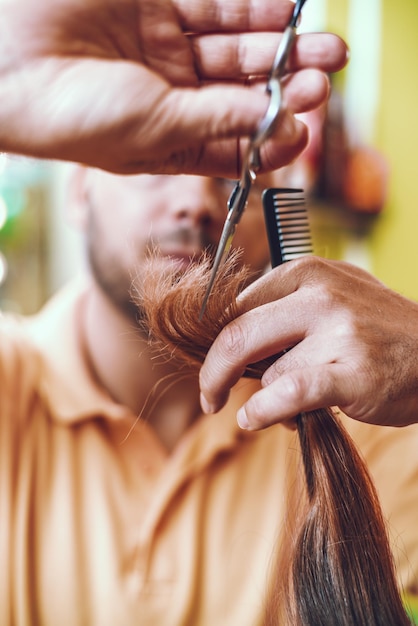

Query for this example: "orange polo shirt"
[1,280,417,625]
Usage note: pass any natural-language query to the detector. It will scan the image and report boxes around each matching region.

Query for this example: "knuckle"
[219,320,248,361]
[331,313,358,343]
[291,254,327,276]
[309,281,344,312]
[282,372,307,402]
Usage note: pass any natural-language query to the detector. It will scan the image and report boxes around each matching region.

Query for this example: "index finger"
[192,32,348,80]
[198,258,324,413]
[199,290,307,414]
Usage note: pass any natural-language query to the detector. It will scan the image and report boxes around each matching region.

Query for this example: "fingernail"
[200,392,216,414]
[237,406,249,430]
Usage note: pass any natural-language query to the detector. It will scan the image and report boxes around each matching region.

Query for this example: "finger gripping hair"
[135,254,411,626]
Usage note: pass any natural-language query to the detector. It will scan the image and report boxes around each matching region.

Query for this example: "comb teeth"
[262,187,313,268]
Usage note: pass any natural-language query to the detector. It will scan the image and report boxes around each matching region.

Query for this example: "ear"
[65,165,91,232]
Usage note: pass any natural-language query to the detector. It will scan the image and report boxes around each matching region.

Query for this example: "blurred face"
[79,170,274,319]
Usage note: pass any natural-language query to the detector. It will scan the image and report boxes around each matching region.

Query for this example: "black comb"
[243,187,312,377]
[262,187,313,268]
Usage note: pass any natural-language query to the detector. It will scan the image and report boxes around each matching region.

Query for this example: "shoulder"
[0,314,43,403]
[339,408,418,473]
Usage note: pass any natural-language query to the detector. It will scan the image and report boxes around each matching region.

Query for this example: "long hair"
[134,253,411,626]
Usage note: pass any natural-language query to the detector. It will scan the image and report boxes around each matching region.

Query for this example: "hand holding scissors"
[199,0,309,319]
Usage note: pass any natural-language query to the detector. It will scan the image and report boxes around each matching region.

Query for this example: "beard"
[85,208,216,324]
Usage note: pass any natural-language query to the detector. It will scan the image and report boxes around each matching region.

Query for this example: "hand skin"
[199,256,418,429]
[0,0,347,175]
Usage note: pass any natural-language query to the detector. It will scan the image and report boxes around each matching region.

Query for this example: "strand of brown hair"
[266,408,411,625]
[135,252,411,625]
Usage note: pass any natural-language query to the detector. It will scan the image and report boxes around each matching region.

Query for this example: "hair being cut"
[134,252,411,626]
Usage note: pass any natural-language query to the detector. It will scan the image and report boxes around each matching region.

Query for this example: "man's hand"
[200,257,418,428]
[0,0,347,175]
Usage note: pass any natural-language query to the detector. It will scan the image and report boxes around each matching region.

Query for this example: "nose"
[168,176,226,230]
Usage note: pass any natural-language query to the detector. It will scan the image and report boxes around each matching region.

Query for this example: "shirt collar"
[24,278,130,424]
[23,278,261,439]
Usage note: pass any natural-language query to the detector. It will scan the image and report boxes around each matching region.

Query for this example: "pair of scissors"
[199,0,309,319]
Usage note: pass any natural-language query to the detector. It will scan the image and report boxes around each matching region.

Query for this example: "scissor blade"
[199,174,252,319]
[198,220,236,320]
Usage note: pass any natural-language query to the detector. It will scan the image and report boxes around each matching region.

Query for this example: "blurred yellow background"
[325,0,418,299]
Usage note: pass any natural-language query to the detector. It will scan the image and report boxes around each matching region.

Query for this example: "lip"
[159,248,201,272]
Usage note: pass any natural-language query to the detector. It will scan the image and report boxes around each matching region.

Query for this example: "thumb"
[237,364,353,430]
